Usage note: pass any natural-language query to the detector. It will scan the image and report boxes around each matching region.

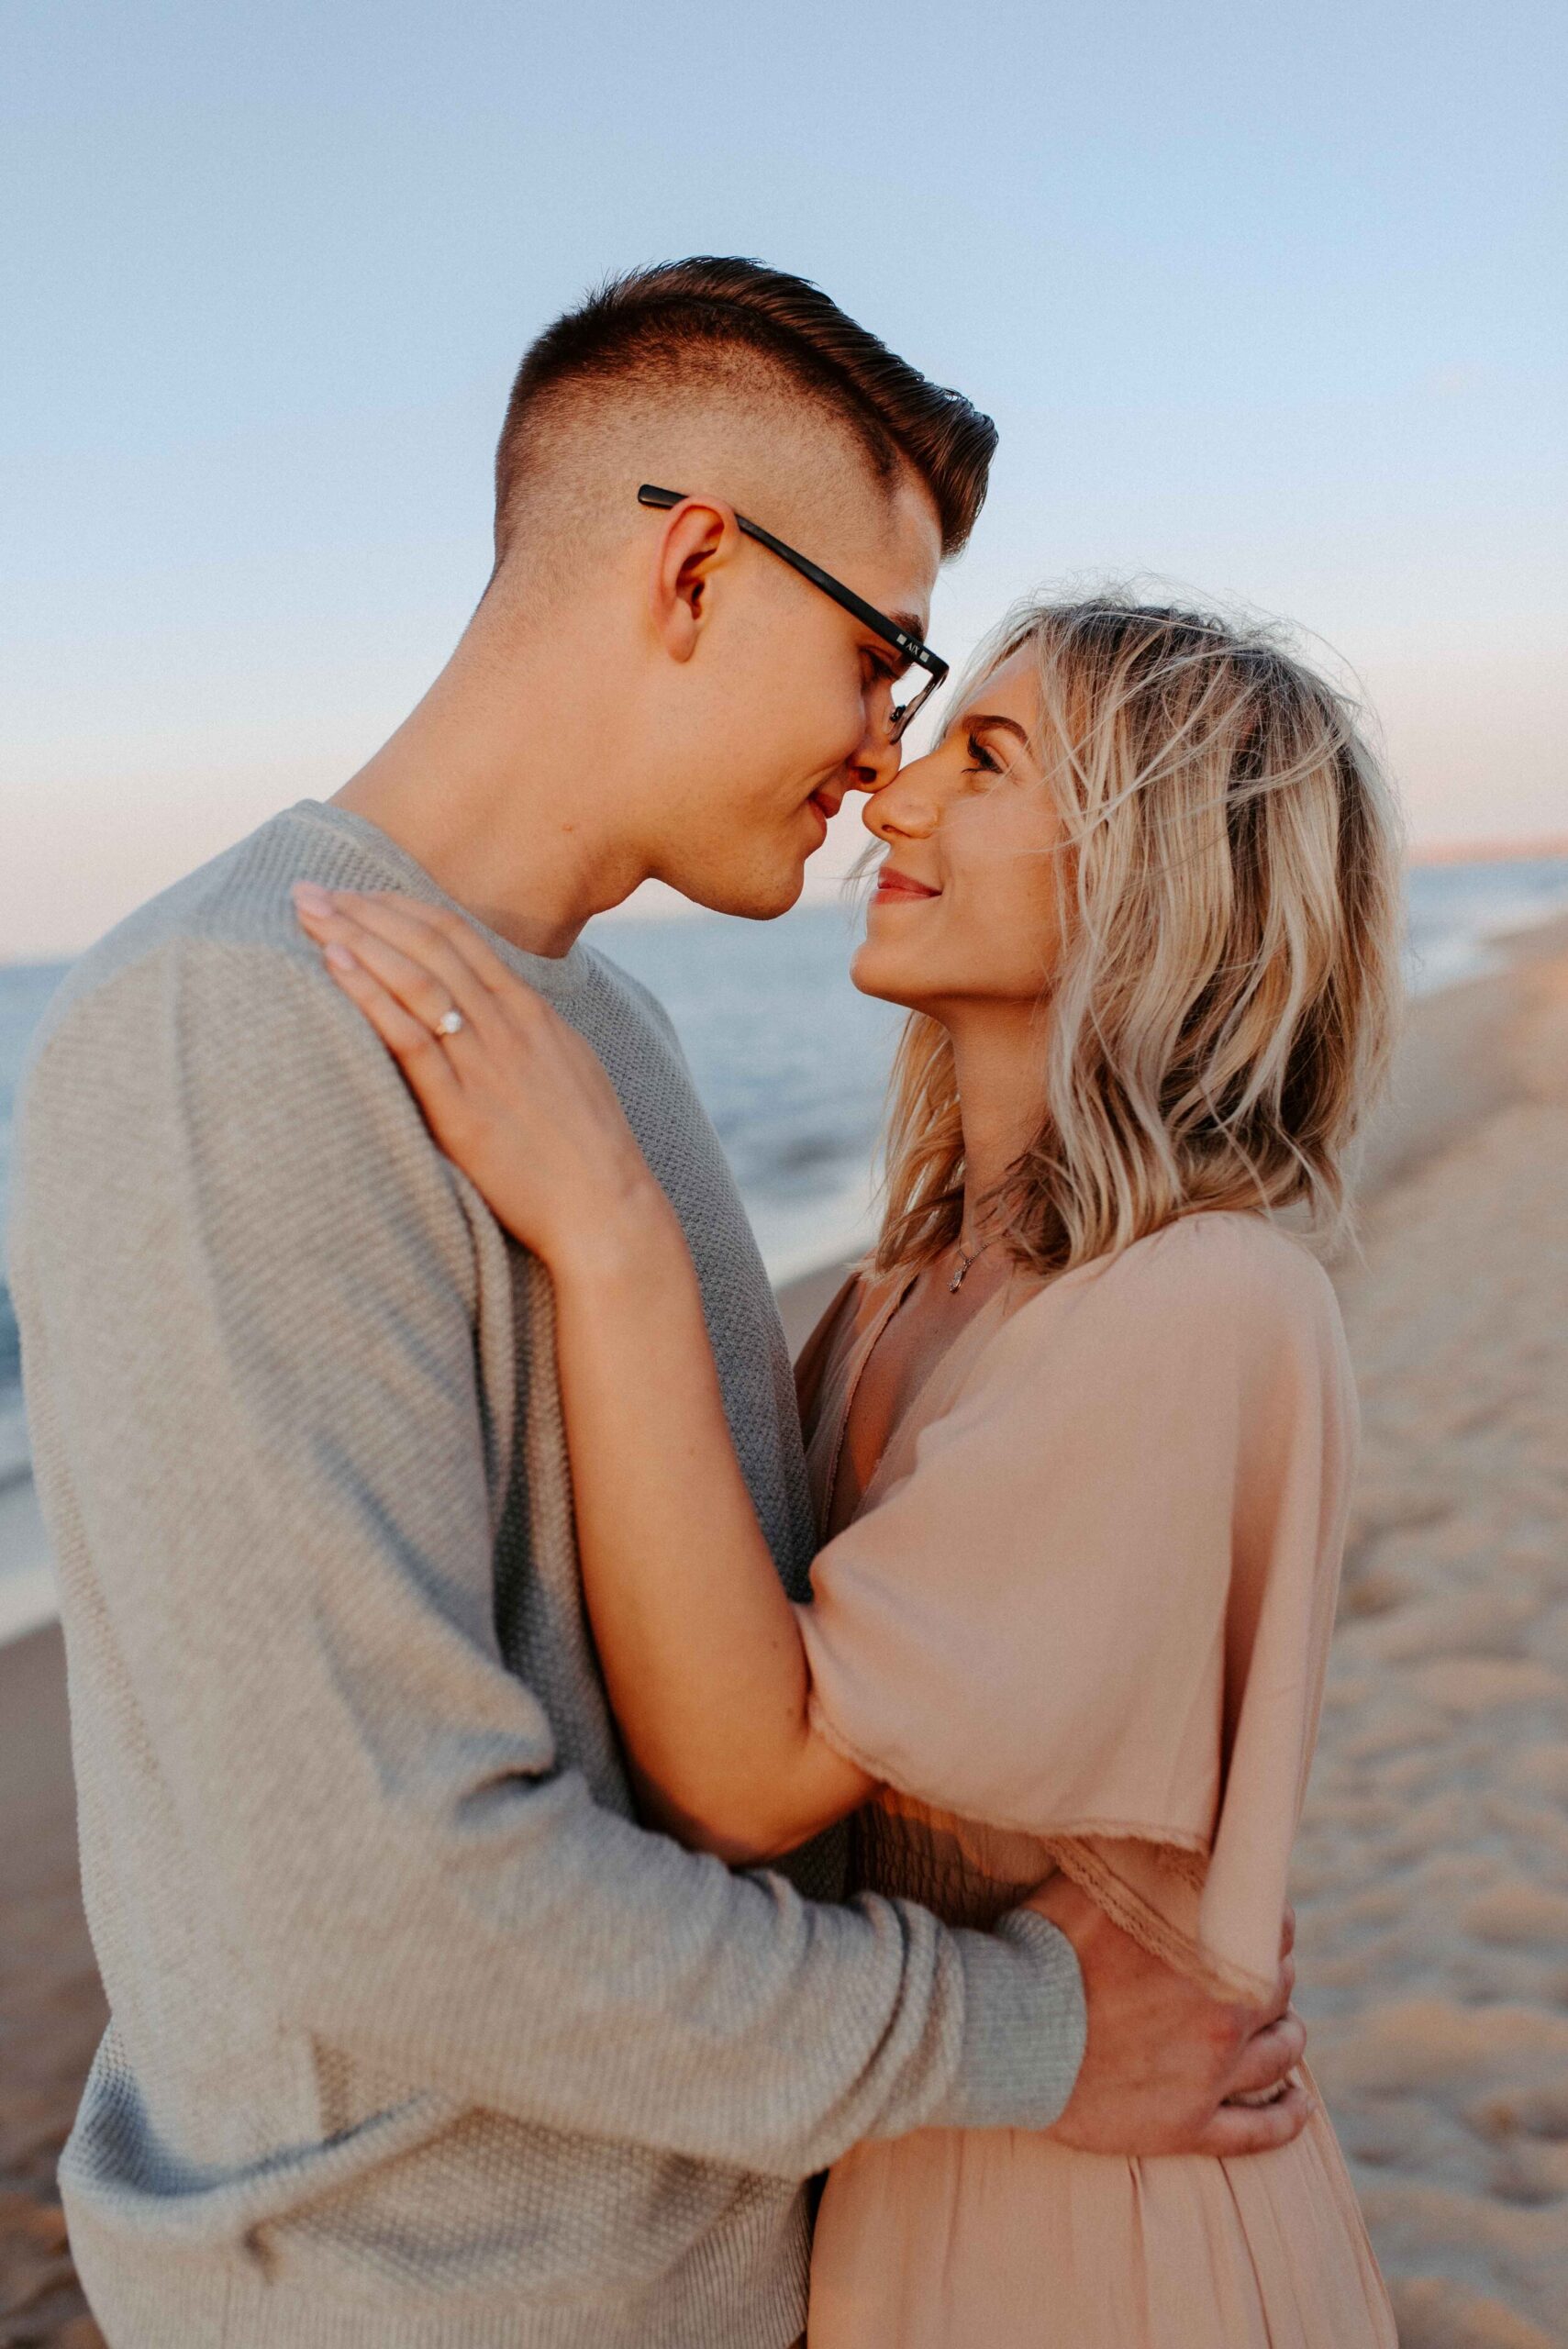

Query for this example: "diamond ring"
[434,1008,465,1039]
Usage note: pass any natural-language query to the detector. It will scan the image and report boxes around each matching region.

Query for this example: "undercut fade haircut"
[493,256,997,562]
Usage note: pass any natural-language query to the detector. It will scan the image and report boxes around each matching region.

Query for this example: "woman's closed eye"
[962,728,1006,779]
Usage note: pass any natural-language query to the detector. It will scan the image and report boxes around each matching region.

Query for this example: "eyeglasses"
[637,484,948,741]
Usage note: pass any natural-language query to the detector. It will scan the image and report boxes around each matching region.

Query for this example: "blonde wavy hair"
[873,594,1406,1281]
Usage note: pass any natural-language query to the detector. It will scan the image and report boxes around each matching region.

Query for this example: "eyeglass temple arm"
[637,484,947,685]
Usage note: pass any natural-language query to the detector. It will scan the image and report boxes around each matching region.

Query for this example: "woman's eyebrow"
[963,711,1029,743]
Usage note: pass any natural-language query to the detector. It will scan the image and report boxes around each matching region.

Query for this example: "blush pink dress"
[794,1212,1396,2349]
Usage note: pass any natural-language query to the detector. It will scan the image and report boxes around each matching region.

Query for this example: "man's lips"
[873,868,940,900]
[803,788,845,847]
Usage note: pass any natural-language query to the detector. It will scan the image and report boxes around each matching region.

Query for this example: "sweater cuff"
[936,1909,1086,2132]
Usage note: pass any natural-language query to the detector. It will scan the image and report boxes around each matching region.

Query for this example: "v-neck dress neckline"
[809,1267,1026,1543]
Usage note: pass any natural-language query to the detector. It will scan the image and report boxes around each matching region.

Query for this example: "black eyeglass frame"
[637,484,948,741]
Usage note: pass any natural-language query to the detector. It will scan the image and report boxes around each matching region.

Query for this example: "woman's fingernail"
[325,942,356,971]
[293,882,333,915]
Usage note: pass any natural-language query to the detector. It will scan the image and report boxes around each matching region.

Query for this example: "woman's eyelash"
[964,730,1002,774]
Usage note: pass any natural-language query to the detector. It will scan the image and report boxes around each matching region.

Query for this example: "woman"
[296,596,1401,2344]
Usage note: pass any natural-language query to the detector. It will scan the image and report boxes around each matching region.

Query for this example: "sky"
[5,0,1565,958]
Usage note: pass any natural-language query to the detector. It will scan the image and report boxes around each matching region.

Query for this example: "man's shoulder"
[12,808,475,1284]
[18,807,428,1166]
[31,806,382,1062]
[579,940,683,1052]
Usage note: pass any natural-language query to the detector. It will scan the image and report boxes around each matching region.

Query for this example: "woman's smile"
[873,865,941,901]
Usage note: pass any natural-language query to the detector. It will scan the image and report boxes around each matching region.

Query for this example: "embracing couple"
[13,259,1401,2345]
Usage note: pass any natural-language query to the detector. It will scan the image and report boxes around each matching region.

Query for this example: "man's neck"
[332,607,651,959]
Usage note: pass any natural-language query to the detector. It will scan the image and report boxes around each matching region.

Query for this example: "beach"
[4,922,1568,2346]
[1294,917,1568,2348]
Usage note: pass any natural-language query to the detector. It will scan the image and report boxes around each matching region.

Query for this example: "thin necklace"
[948,1226,995,1293]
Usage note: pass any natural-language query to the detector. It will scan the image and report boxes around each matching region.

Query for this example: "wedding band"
[434,1008,464,1039]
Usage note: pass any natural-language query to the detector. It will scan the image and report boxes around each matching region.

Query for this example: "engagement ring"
[435,1008,464,1038]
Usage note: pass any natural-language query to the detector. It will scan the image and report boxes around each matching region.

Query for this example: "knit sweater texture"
[9,804,1084,2348]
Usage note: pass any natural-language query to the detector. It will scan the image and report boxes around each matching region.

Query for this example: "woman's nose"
[862,751,943,842]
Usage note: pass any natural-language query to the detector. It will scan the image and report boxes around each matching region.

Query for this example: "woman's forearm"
[550,1197,873,1862]
[282,882,870,1859]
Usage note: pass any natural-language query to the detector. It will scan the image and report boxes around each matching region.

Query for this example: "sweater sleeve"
[12,935,1084,2177]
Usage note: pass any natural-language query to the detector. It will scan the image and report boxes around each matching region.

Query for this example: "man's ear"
[647,498,740,664]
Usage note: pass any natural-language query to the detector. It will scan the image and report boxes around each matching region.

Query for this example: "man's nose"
[842,717,903,796]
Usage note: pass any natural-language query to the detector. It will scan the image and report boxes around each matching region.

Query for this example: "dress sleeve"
[796,1216,1358,1998]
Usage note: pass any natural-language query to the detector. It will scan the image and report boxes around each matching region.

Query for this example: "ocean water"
[5,855,1568,1437]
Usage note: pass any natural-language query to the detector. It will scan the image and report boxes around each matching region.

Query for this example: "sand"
[4,925,1567,2347]
[1293,925,1568,2347]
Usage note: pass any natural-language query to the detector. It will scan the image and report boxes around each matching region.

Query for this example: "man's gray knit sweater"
[9,804,1084,2349]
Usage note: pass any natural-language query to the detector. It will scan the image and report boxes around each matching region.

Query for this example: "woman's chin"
[849,939,921,1010]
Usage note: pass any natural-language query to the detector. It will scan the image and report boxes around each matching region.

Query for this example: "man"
[12,259,1307,2349]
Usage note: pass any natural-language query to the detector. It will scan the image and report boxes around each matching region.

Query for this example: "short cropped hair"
[494,257,997,561]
